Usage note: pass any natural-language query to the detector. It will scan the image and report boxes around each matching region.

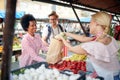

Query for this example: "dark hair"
[48,11,58,18]
[20,14,36,31]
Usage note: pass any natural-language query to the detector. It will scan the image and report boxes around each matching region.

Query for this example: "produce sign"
[49,60,86,74]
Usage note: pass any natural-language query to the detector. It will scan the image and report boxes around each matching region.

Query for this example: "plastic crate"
[60,70,86,80]
[11,62,86,80]
[11,62,49,75]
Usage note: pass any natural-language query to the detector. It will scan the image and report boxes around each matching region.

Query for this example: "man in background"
[42,11,65,46]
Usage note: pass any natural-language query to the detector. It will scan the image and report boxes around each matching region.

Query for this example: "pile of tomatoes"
[49,60,86,74]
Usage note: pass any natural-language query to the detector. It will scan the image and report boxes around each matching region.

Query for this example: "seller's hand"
[55,32,66,40]
[55,34,63,40]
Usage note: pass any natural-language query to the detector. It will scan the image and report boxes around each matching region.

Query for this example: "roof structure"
[33,0,120,15]
[32,0,120,35]
[61,0,120,15]
[36,17,90,23]
[0,11,25,18]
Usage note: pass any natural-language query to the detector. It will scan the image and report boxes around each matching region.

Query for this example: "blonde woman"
[57,12,120,80]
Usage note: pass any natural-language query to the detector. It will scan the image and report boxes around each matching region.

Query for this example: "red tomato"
[58,66,65,70]
[71,69,78,74]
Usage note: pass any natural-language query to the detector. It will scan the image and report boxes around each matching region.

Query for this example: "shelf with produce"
[0,45,21,53]
[0,36,21,53]
[0,36,21,62]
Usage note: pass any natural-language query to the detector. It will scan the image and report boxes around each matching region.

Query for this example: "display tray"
[60,70,86,80]
[11,62,104,80]
[11,62,49,75]
[11,62,86,80]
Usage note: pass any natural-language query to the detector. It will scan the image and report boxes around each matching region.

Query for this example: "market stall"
[1,0,120,80]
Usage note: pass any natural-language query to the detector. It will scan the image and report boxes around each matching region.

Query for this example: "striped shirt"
[19,33,48,67]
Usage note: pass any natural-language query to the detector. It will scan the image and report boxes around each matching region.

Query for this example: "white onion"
[12,64,83,80]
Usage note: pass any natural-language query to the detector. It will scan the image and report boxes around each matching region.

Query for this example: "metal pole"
[1,0,17,80]
[69,2,88,36]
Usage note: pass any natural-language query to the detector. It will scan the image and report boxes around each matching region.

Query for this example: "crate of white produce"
[11,62,49,75]
[11,62,86,80]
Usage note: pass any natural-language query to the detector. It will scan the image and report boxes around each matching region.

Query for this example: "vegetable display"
[49,60,86,74]
[12,64,83,80]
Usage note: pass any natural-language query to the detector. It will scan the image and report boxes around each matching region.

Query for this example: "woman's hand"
[55,32,66,40]
[55,34,63,40]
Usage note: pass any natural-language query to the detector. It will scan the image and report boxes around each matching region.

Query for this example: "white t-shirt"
[42,25,63,43]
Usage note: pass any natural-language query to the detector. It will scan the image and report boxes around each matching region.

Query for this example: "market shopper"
[56,12,120,80]
[19,14,48,67]
[42,11,64,46]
